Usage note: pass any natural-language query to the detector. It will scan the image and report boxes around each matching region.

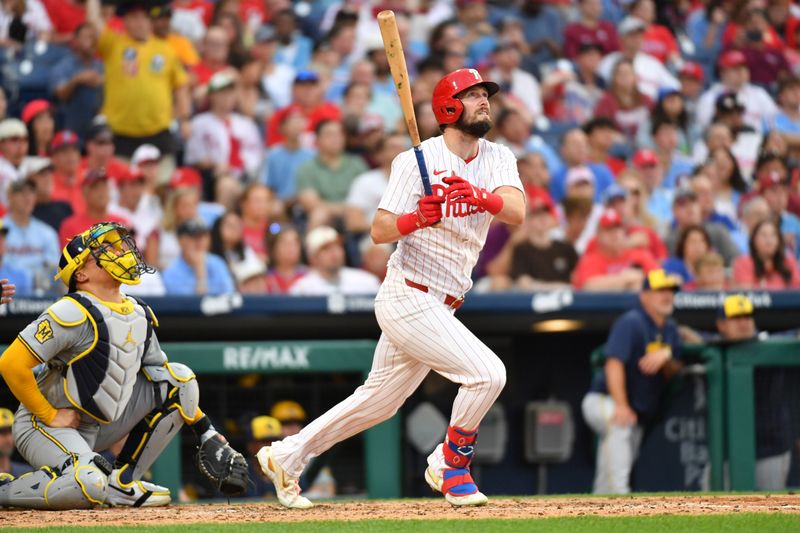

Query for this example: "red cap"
[758,170,787,191]
[50,130,80,152]
[598,209,624,229]
[21,99,52,125]
[679,62,704,82]
[632,149,658,168]
[83,168,109,187]
[170,167,203,188]
[718,50,747,69]
[114,166,145,184]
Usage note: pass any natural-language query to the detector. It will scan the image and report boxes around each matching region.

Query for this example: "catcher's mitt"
[195,434,250,496]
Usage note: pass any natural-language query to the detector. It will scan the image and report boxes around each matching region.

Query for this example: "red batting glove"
[396,195,445,235]
[443,175,504,215]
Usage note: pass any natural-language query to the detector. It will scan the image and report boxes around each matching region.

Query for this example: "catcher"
[0,222,249,509]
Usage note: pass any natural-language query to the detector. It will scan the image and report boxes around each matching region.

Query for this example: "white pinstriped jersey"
[378,136,523,296]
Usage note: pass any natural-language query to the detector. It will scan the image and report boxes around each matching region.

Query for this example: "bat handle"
[413,146,433,196]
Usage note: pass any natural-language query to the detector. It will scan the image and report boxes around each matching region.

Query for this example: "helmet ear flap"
[440,97,464,125]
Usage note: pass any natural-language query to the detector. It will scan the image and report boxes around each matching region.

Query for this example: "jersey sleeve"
[667,320,683,361]
[17,301,93,364]
[486,144,524,194]
[604,314,638,364]
[377,150,423,215]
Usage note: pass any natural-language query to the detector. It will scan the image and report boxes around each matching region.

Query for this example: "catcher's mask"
[55,222,153,288]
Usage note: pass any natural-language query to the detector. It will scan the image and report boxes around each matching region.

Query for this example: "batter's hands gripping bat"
[377,10,433,197]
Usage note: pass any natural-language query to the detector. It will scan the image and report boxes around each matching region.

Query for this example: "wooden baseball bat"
[377,10,433,196]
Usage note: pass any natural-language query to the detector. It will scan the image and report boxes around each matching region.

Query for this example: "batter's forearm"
[371,209,404,244]
[0,339,57,424]
[492,187,525,225]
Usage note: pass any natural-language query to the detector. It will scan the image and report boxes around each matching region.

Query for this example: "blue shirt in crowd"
[781,211,800,258]
[2,216,59,291]
[590,303,682,420]
[275,33,313,71]
[162,253,235,296]
[550,163,615,203]
[770,111,800,136]
[49,52,104,141]
[0,262,32,296]
[519,4,565,75]
[262,145,316,200]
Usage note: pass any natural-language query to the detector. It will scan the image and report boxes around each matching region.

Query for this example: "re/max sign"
[223,345,310,370]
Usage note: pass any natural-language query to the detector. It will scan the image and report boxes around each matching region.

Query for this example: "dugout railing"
[593,339,800,492]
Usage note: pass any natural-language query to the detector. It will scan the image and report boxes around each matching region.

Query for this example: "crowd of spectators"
[3,0,800,298]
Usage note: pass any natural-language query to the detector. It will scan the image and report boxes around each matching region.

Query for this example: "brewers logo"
[35,319,54,344]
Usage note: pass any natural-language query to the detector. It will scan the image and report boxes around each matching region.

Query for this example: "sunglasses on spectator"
[625,188,642,197]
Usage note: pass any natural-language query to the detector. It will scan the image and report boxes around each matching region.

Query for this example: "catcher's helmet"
[432,68,499,125]
[54,222,153,288]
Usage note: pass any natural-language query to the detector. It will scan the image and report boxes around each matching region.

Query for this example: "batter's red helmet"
[432,68,500,125]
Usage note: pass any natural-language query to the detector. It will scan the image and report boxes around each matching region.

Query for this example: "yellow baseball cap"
[720,294,754,319]
[270,400,307,423]
[643,269,682,291]
[251,416,282,441]
[0,408,14,429]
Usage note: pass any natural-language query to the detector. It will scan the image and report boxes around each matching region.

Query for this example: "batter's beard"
[454,114,492,138]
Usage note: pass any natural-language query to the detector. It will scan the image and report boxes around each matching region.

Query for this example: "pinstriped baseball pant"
[271,267,507,478]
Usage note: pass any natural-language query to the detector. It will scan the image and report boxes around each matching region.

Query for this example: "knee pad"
[144,362,201,423]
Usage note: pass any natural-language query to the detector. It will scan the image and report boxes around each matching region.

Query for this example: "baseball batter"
[0,222,248,509]
[258,68,525,508]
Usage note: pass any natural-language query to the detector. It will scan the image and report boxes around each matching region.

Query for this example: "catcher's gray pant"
[13,373,158,469]
[3,364,198,509]
[272,268,507,478]
[582,392,643,494]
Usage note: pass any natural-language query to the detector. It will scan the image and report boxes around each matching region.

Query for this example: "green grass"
[7,515,800,533]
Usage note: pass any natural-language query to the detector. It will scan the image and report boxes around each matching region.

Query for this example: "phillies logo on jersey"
[431,183,484,218]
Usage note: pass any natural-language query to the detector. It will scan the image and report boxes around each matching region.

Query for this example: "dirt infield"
[1,495,799,527]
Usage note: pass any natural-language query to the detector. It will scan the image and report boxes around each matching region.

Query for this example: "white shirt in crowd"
[0,156,35,208]
[489,67,543,119]
[261,63,296,109]
[0,0,51,40]
[289,267,381,296]
[696,83,778,133]
[598,52,680,101]
[109,193,163,250]
[184,112,264,179]
[121,271,167,297]
[346,168,389,225]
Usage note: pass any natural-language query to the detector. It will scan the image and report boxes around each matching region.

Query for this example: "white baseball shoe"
[256,446,313,509]
[425,466,488,507]
[106,469,171,507]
